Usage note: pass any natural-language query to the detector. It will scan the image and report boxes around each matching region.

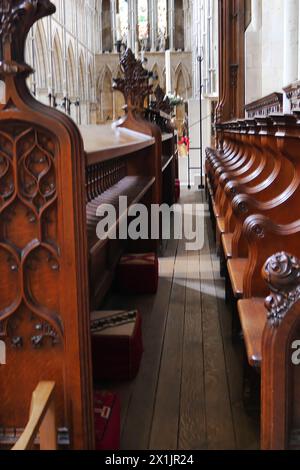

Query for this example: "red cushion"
[175,179,180,202]
[91,310,144,381]
[94,390,120,450]
[116,253,159,294]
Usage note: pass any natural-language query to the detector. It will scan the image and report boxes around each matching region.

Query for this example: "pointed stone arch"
[67,42,76,98]
[174,62,191,99]
[113,65,125,119]
[53,32,63,95]
[79,53,86,101]
[35,21,48,89]
[98,66,113,122]
[87,60,94,100]
[174,63,188,123]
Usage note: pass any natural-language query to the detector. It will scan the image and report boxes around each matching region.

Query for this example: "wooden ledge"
[227,258,247,298]
[238,298,266,368]
[80,124,155,165]
[222,233,233,259]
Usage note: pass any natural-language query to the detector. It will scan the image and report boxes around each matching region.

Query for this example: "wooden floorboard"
[102,188,259,450]
[149,236,187,450]
[200,203,236,449]
[206,215,260,450]
[178,246,206,449]
[121,237,179,450]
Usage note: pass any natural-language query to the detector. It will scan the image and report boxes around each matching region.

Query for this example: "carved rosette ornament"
[112,48,152,111]
[263,252,300,327]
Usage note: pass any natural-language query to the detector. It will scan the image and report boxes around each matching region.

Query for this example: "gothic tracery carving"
[0,123,62,345]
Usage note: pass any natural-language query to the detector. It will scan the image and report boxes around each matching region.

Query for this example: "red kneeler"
[94,390,121,450]
[116,253,159,295]
[91,310,143,381]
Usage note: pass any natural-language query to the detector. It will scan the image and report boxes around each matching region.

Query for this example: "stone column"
[111,0,117,52]
[150,0,157,52]
[128,0,138,52]
[283,0,299,111]
[168,0,175,51]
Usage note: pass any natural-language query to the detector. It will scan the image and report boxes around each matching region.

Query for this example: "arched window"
[118,0,128,45]
[157,0,167,51]
[102,0,113,52]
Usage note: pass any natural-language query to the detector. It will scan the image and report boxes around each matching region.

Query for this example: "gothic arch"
[53,32,63,95]
[113,66,125,119]
[97,65,113,93]
[174,63,191,99]
[35,21,48,89]
[88,61,94,101]
[79,53,86,101]
[67,42,76,98]
[174,65,187,123]
[98,66,113,122]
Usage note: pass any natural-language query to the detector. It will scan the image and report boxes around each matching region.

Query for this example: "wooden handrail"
[12,382,56,451]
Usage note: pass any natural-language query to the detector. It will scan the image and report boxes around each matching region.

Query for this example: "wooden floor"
[103,189,260,450]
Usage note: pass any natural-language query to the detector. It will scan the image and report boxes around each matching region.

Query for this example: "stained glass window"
[118,0,128,45]
[157,0,167,50]
[138,0,148,43]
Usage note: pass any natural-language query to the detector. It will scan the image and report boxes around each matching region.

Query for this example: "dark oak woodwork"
[0,0,94,450]
[206,112,300,449]
[245,93,283,118]
[0,1,176,450]
[215,0,246,124]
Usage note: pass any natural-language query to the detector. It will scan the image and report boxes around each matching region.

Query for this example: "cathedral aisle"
[103,189,260,450]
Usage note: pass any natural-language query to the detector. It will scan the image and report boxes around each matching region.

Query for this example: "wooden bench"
[239,250,300,449]
[0,1,176,449]
[207,105,300,449]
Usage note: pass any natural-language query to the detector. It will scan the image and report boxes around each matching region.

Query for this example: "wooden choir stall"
[0,0,176,450]
[205,0,300,451]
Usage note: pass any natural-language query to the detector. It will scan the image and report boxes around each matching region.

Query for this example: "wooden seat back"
[0,0,94,449]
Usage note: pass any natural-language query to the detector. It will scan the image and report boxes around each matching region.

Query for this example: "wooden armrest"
[238,298,266,367]
[216,217,225,234]
[227,258,248,298]
[222,233,233,259]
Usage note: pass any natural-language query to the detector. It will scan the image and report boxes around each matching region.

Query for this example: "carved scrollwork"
[263,252,300,327]
[238,202,248,214]
[0,1,55,78]
[152,85,173,116]
[251,223,265,239]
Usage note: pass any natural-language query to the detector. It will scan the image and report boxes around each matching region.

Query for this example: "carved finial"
[0,0,55,79]
[112,48,152,111]
[262,252,300,327]
[152,85,173,115]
